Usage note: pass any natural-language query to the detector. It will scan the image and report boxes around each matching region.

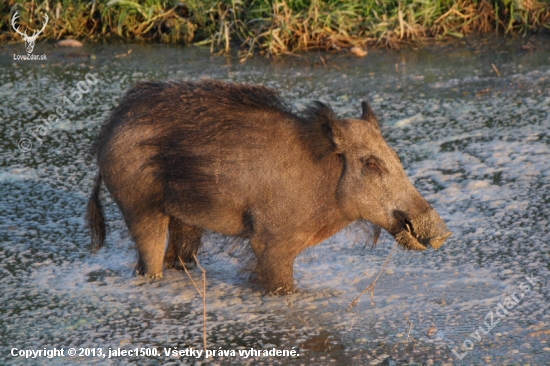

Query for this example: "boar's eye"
[363,157,381,173]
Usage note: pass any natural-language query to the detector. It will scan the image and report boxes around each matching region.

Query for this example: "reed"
[2,0,549,55]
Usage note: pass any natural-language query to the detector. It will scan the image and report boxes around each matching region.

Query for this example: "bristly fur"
[87,173,106,252]
[298,101,340,160]
[144,80,295,215]
[90,80,290,157]
[355,220,382,248]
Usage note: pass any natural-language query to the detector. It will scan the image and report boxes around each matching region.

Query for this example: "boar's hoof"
[268,286,294,296]
[146,272,163,280]
[134,265,163,279]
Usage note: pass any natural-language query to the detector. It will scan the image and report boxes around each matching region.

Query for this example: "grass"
[1,0,549,55]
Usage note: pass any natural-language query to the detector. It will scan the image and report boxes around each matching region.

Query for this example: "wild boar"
[87,80,451,295]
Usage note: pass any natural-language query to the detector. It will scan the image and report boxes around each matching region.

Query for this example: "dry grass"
[179,254,207,352]
[2,0,549,55]
[347,241,398,311]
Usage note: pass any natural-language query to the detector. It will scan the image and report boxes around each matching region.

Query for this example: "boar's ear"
[303,101,345,156]
[360,100,381,131]
[325,121,345,153]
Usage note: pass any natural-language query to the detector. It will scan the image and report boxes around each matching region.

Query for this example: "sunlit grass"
[1,0,549,55]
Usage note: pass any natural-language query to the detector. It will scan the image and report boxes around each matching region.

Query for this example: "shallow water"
[1,39,549,365]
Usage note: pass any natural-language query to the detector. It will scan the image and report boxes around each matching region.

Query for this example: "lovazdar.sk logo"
[11,10,48,60]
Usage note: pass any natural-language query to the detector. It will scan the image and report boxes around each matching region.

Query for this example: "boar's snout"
[428,231,452,249]
[393,209,452,251]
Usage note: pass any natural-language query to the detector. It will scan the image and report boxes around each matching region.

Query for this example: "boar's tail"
[87,173,106,253]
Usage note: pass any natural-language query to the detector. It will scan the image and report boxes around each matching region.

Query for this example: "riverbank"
[2,0,549,56]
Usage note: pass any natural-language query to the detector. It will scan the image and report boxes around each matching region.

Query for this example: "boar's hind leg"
[164,217,203,269]
[252,239,298,295]
[131,212,169,279]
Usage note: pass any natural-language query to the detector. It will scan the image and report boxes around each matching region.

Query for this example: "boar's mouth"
[394,221,430,251]
[392,210,452,251]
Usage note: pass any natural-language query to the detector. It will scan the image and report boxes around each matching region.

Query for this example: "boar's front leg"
[131,211,169,279]
[164,217,203,269]
[251,238,299,295]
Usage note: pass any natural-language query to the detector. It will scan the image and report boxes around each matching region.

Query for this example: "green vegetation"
[2,0,549,55]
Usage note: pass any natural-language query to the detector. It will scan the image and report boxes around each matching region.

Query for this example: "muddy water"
[1,39,549,365]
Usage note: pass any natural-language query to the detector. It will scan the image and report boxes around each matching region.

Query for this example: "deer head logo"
[11,11,49,54]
